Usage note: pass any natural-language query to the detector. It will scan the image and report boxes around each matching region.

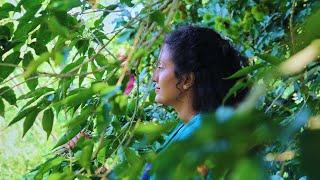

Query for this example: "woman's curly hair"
[164,25,248,112]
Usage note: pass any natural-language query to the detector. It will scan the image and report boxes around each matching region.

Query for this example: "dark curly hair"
[164,25,247,112]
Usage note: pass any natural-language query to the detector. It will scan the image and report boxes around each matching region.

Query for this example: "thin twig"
[0,63,23,68]
[289,0,297,53]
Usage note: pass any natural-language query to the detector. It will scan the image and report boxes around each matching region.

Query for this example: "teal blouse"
[156,113,203,152]
[141,113,211,180]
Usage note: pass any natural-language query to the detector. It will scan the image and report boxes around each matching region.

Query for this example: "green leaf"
[92,83,119,96]
[0,3,15,19]
[150,10,165,27]
[48,0,81,11]
[34,156,65,180]
[79,63,88,86]
[0,26,11,40]
[48,172,74,180]
[93,29,109,40]
[75,39,89,55]
[52,36,67,56]
[31,24,53,47]
[111,95,128,115]
[22,52,46,91]
[18,87,54,100]
[95,54,108,67]
[132,48,147,60]
[79,140,94,170]
[97,146,107,164]
[24,52,51,78]
[52,125,82,149]
[0,86,17,105]
[295,8,320,52]
[300,130,320,180]
[75,175,91,180]
[117,29,134,43]
[22,52,33,68]
[17,0,44,11]
[30,42,49,55]
[14,17,42,41]
[105,4,118,11]
[26,73,39,91]
[23,108,40,137]
[223,79,248,104]
[134,120,177,143]
[42,108,54,139]
[63,106,92,129]
[46,16,70,38]
[53,12,78,30]
[113,147,144,178]
[226,63,265,79]
[257,54,281,65]
[52,88,94,109]
[8,106,37,126]
[0,98,4,117]
[91,61,103,80]
[120,0,134,7]
[0,52,21,82]
[61,57,84,73]
[231,159,263,180]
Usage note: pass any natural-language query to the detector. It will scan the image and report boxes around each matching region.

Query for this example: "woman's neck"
[173,93,197,123]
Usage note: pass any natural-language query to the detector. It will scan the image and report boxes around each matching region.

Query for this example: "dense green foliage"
[1,0,320,179]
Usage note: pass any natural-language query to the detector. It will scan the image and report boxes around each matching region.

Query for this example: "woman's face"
[152,44,182,106]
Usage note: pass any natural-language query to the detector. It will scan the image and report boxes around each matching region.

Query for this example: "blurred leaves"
[79,140,94,170]
[226,63,264,79]
[149,10,165,27]
[24,52,51,78]
[299,130,320,180]
[1,0,320,179]
[231,159,264,180]
[295,7,320,52]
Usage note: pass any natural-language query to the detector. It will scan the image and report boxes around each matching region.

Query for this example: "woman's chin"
[155,96,164,104]
[155,96,161,103]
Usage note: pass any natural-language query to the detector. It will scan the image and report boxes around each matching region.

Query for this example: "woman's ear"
[183,72,195,90]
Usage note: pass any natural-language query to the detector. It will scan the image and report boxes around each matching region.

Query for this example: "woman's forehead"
[159,44,173,65]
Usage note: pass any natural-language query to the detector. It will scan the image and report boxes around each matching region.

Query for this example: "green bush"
[1,0,320,179]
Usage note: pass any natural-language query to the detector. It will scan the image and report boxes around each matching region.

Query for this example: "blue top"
[141,113,205,180]
[156,113,203,152]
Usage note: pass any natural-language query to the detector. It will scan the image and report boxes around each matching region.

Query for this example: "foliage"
[1,0,320,179]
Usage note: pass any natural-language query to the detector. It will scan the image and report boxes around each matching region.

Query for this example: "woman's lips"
[155,88,160,93]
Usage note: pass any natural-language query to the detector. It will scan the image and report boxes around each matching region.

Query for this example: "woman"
[142,25,247,179]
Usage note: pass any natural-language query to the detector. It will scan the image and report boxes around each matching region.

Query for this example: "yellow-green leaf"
[24,52,51,78]
[79,141,94,170]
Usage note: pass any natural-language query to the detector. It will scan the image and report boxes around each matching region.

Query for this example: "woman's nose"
[152,70,158,83]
